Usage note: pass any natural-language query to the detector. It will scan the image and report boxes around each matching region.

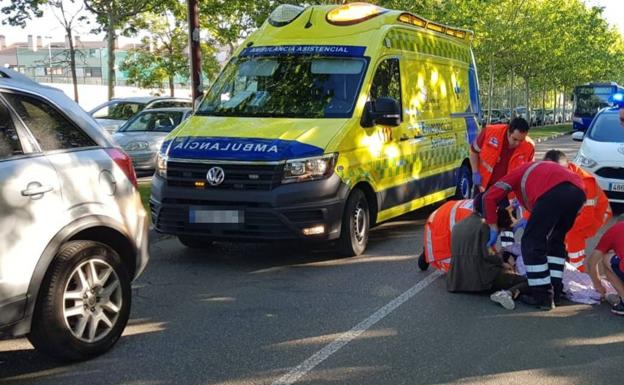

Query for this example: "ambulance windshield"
[197,56,367,118]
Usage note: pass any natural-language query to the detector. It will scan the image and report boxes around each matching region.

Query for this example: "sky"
[0,0,622,47]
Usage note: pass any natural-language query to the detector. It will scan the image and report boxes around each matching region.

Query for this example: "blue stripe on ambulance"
[162,136,325,161]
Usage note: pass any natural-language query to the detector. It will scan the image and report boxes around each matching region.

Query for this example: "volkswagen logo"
[206,166,225,186]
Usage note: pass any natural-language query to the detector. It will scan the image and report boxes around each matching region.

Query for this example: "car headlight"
[156,152,167,178]
[282,153,337,184]
[123,141,150,152]
[575,154,597,168]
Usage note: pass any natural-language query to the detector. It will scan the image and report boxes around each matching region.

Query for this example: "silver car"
[112,107,192,171]
[89,96,192,134]
[0,69,149,361]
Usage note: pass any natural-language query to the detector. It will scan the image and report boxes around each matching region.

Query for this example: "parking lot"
[1,134,623,385]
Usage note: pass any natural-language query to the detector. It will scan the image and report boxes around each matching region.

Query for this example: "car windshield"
[574,86,613,117]
[197,56,367,118]
[119,111,186,133]
[92,102,145,120]
[587,112,624,142]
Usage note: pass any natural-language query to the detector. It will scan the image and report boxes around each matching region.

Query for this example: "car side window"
[0,102,23,160]
[3,92,96,151]
[370,58,402,106]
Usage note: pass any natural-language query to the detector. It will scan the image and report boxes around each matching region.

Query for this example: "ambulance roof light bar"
[268,4,305,27]
[326,2,387,26]
[397,12,473,42]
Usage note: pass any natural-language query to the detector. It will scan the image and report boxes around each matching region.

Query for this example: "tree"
[1,0,88,103]
[120,7,221,96]
[83,0,166,99]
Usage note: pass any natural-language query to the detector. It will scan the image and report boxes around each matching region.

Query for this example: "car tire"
[338,189,370,257]
[28,240,131,362]
[417,249,429,271]
[178,236,214,248]
[454,164,473,199]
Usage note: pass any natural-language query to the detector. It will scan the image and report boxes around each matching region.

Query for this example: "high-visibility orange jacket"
[474,124,535,188]
[424,199,474,272]
[565,163,612,271]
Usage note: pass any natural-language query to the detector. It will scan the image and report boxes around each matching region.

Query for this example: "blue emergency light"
[611,92,624,107]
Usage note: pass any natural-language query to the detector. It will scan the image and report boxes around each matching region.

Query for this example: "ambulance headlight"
[282,153,337,184]
[156,152,167,178]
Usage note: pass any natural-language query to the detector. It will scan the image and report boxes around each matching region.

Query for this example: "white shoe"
[490,290,515,310]
[605,293,621,306]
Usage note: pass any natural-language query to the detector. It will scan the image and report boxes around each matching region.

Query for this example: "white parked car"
[89,97,192,134]
[0,69,149,361]
[573,106,624,203]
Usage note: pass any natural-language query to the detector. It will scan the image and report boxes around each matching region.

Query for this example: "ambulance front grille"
[166,161,284,190]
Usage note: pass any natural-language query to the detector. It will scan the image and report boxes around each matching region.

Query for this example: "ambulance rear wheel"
[338,189,369,257]
[455,164,473,199]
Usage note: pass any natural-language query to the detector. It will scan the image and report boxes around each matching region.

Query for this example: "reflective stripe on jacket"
[424,199,474,272]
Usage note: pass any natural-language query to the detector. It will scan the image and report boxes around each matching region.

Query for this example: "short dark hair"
[543,149,567,163]
[508,117,530,133]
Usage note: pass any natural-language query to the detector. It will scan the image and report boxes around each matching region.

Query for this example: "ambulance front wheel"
[338,189,370,257]
[455,164,473,199]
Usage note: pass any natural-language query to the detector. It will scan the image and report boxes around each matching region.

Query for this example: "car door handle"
[21,183,53,197]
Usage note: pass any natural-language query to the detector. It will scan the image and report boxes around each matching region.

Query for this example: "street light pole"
[187,0,202,110]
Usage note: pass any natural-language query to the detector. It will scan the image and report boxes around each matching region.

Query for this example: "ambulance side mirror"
[362,97,401,127]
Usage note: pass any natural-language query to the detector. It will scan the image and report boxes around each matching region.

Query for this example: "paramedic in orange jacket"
[470,117,535,192]
[418,199,475,272]
[542,150,612,272]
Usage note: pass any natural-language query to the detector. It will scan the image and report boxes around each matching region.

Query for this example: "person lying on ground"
[446,193,528,310]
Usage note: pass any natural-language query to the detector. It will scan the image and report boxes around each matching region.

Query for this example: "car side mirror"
[362,97,401,127]
[572,131,584,141]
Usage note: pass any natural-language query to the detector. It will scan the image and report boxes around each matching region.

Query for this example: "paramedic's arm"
[586,249,606,295]
[470,129,486,186]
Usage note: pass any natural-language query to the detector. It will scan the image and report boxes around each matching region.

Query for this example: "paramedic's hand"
[487,226,498,247]
[513,218,527,232]
[472,171,482,187]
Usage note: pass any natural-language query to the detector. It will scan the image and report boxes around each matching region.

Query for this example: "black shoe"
[417,251,429,271]
[611,300,624,316]
[519,294,555,311]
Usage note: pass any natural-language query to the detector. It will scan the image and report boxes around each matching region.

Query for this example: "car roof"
[138,107,193,113]
[0,68,112,147]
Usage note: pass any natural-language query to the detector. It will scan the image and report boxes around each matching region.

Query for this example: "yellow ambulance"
[151,2,481,255]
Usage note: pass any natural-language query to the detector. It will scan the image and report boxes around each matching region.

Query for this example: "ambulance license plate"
[610,183,624,192]
[189,209,244,224]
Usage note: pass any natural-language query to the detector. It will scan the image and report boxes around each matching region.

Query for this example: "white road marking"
[271,270,443,385]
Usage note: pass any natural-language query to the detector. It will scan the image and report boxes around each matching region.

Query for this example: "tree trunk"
[106,11,116,100]
[169,76,175,97]
[542,87,546,126]
[562,87,567,122]
[487,59,494,124]
[510,70,515,115]
[553,88,557,124]
[66,29,79,103]
[525,76,530,125]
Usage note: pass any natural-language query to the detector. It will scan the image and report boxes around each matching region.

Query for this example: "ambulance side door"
[366,57,411,210]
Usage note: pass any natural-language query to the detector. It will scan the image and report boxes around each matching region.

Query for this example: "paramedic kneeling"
[482,161,586,310]
[586,219,624,316]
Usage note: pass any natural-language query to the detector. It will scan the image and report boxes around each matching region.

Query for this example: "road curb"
[533,131,572,143]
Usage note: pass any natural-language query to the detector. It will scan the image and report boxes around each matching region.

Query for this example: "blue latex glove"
[513,218,527,232]
[511,198,521,210]
[472,171,482,186]
[487,227,499,247]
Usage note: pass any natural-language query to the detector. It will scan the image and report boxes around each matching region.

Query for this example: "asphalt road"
[2,133,623,385]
